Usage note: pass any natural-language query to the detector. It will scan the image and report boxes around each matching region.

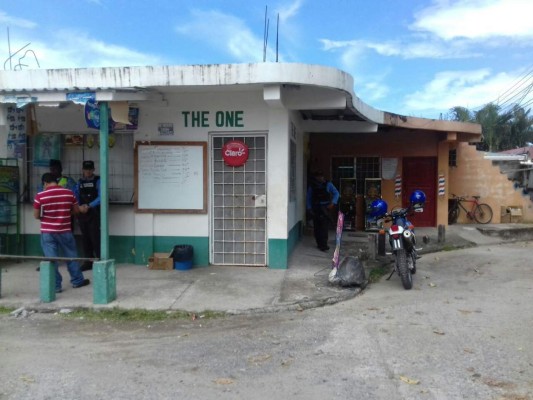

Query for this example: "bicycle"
[448,194,493,224]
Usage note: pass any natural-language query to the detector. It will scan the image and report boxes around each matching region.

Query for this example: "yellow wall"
[450,142,533,223]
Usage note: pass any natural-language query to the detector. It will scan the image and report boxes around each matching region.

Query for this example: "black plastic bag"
[170,245,193,262]
[334,256,366,287]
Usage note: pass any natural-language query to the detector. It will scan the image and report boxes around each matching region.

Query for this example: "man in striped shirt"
[33,173,90,293]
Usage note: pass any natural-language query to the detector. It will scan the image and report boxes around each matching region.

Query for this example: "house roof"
[498,146,533,159]
[0,62,481,140]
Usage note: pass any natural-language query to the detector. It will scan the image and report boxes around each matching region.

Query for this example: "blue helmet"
[410,190,426,210]
[369,199,388,217]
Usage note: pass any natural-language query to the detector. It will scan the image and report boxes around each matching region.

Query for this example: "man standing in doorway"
[306,171,339,251]
[74,160,101,271]
[33,173,90,293]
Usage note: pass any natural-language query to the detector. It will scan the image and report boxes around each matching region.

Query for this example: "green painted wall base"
[22,223,303,270]
[93,259,116,304]
[133,236,209,266]
[22,235,209,266]
[268,221,302,269]
[39,261,56,303]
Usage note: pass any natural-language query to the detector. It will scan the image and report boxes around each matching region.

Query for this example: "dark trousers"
[312,206,330,249]
[78,209,101,261]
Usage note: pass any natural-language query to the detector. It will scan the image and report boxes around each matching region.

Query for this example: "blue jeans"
[40,232,85,289]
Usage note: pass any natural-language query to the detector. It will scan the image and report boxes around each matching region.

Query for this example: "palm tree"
[448,106,473,122]
[447,103,533,151]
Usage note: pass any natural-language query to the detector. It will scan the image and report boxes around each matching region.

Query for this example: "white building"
[0,63,481,268]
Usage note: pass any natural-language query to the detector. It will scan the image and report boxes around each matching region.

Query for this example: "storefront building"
[0,63,482,269]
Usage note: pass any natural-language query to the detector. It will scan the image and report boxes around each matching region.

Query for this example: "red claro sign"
[222,140,249,167]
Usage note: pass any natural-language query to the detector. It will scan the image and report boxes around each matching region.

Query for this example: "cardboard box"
[148,253,173,270]
[501,206,523,223]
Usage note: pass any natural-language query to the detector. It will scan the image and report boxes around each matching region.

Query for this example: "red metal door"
[402,157,436,227]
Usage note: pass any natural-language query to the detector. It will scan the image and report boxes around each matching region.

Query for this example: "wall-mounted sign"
[85,99,100,129]
[222,140,248,167]
[158,123,174,136]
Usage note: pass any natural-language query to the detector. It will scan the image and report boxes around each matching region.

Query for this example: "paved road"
[1,242,532,399]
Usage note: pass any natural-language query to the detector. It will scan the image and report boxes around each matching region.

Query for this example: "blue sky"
[1,0,532,119]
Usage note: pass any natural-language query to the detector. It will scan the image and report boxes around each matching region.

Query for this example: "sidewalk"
[1,223,532,314]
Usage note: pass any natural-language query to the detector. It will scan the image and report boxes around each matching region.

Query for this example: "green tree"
[474,103,501,151]
[448,106,473,122]
[447,103,533,151]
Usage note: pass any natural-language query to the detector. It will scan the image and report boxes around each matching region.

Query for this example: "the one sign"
[222,140,248,167]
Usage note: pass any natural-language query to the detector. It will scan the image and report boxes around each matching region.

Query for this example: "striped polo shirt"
[33,186,78,233]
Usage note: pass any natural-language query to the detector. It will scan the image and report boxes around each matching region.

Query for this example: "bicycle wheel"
[448,206,459,225]
[473,203,493,224]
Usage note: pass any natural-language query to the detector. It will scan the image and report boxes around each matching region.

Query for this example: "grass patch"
[0,306,15,314]
[441,245,457,251]
[60,308,226,322]
[368,265,391,283]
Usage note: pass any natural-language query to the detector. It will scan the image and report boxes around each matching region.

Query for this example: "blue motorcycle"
[369,190,426,290]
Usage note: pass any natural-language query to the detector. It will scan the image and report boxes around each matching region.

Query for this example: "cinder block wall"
[449,143,533,223]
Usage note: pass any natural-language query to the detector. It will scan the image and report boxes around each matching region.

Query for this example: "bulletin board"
[134,141,207,213]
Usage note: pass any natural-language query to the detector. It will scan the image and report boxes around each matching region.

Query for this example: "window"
[27,133,134,203]
[331,157,354,189]
[355,157,380,195]
[289,139,296,202]
[331,156,380,195]
[449,149,457,167]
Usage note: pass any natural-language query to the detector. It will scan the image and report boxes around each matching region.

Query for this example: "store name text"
[182,111,244,128]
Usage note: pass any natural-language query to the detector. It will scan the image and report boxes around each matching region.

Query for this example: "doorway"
[402,157,436,227]
[210,135,267,266]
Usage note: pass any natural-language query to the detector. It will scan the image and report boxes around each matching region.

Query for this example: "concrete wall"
[3,88,303,267]
[450,142,533,223]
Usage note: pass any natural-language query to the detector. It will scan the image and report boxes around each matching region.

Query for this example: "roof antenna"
[263,5,269,62]
[3,27,40,70]
[276,13,279,62]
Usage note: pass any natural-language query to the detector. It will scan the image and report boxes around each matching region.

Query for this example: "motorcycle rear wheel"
[396,249,413,290]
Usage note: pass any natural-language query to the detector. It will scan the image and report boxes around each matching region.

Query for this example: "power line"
[495,64,533,105]
[500,81,533,113]
[469,64,533,112]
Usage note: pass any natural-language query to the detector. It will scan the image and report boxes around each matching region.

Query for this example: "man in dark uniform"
[74,160,101,271]
[306,171,340,251]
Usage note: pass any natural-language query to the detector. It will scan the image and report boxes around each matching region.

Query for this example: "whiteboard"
[134,142,207,213]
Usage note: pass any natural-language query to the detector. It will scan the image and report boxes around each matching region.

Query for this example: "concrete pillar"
[367,233,377,260]
[438,224,446,243]
[39,261,56,303]
[93,259,116,304]
[378,232,386,256]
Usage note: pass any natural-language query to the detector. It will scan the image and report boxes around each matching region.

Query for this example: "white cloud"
[359,81,390,103]
[411,0,533,40]
[276,0,303,23]
[176,9,270,62]
[320,37,477,62]
[402,68,530,114]
[0,10,37,29]
[14,30,163,69]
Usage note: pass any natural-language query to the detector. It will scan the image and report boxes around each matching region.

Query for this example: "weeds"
[0,306,15,314]
[368,265,391,283]
[60,308,226,321]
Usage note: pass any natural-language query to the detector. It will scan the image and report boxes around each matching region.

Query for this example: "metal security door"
[402,157,436,227]
[211,135,267,266]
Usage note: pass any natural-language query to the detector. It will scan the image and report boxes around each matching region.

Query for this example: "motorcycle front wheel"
[396,249,413,290]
